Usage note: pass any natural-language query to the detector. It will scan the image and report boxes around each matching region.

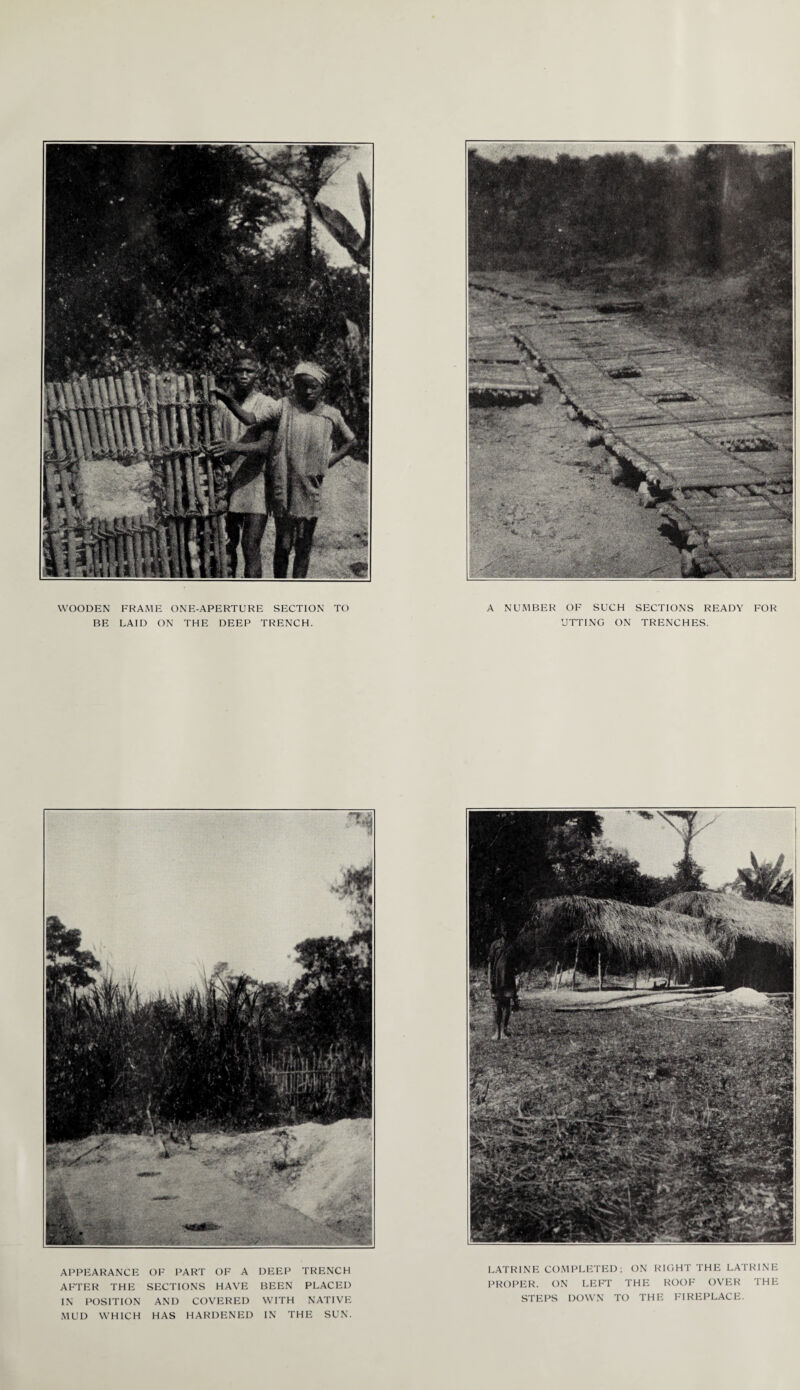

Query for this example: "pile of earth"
[47,1117,372,1245]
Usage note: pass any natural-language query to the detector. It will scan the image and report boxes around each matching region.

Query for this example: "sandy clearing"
[47,1118,372,1247]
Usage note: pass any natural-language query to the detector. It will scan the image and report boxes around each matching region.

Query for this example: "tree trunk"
[597,952,603,992]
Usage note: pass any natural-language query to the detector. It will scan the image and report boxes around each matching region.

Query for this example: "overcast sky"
[470,141,789,164]
[599,809,794,887]
[46,810,372,996]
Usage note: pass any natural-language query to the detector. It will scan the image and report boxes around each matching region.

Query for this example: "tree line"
[469,810,792,963]
[468,145,791,294]
[46,830,372,1141]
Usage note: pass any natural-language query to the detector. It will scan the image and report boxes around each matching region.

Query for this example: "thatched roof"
[658,891,793,956]
[520,896,724,974]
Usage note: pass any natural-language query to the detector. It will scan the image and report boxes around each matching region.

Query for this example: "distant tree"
[634,810,716,890]
[469,812,603,960]
[246,144,360,272]
[734,852,793,904]
[289,813,372,1048]
[46,915,100,1000]
[290,933,371,1049]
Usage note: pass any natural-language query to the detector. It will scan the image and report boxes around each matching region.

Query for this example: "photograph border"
[464,140,797,584]
[42,805,377,1250]
[39,141,375,584]
[465,804,797,1246]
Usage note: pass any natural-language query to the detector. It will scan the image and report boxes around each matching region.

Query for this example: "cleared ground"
[47,1118,372,1247]
[468,264,791,580]
[469,393,681,579]
[470,984,793,1244]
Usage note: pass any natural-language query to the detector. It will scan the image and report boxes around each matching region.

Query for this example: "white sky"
[250,143,372,268]
[471,141,788,164]
[599,809,794,888]
[45,810,372,996]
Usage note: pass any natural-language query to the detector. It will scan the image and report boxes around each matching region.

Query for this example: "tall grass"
[47,970,371,1142]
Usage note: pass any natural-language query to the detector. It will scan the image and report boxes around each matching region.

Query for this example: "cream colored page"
[2,1,799,1388]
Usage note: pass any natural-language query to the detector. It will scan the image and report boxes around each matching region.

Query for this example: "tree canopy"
[469,811,700,962]
[468,145,791,289]
[46,915,100,999]
[45,143,371,445]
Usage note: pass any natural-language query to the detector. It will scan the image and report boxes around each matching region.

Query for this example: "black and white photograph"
[42,143,371,580]
[468,142,793,579]
[468,809,794,1244]
[45,810,374,1247]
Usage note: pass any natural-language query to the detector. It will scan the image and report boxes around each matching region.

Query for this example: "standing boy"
[270,363,357,579]
[210,354,279,578]
[487,925,519,1041]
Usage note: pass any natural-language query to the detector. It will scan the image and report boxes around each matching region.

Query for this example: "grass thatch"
[520,896,724,976]
[659,891,793,953]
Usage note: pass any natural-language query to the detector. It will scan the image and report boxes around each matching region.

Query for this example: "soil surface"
[470,984,792,1243]
[47,1118,372,1247]
[469,391,681,579]
[78,453,370,581]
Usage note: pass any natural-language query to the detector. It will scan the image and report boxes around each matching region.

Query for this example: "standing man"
[210,354,279,578]
[487,925,519,1041]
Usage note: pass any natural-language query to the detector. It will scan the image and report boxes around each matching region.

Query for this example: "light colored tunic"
[215,390,280,515]
[268,395,355,519]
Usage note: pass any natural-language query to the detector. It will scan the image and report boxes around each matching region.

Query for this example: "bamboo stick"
[123,370,145,455]
[112,518,125,576]
[62,379,92,460]
[57,464,79,575]
[46,383,67,460]
[123,516,136,576]
[97,377,122,457]
[161,376,186,576]
[55,381,81,460]
[78,375,102,455]
[109,372,134,453]
[203,372,229,577]
[152,374,179,575]
[177,375,200,577]
[43,466,66,576]
[90,378,111,455]
[132,370,152,455]
[154,512,171,578]
[83,516,95,579]
[138,516,153,578]
[187,373,211,577]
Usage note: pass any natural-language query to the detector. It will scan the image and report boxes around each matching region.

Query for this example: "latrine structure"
[42,370,232,578]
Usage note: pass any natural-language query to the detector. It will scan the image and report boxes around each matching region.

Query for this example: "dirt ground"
[46,1117,372,1246]
[470,984,793,1243]
[469,392,681,579]
[78,453,370,581]
[468,262,791,580]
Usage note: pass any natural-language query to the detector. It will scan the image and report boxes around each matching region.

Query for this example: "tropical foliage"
[45,142,371,448]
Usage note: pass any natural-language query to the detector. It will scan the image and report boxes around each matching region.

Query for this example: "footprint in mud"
[350,561,369,577]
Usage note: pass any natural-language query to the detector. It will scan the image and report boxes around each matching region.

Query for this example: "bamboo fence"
[42,369,232,578]
[262,1048,371,1107]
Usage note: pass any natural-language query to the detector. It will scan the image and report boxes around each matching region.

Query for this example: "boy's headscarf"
[293,362,328,385]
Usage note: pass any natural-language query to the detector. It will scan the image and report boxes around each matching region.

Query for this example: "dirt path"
[245,455,368,580]
[469,389,681,579]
